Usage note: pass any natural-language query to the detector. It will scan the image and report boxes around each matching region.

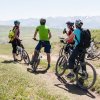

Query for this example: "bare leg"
[13,53,17,60]
[47,53,51,65]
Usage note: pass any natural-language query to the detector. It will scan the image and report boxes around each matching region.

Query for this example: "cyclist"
[63,21,74,43]
[67,20,86,78]
[63,21,75,52]
[11,21,21,61]
[30,18,52,70]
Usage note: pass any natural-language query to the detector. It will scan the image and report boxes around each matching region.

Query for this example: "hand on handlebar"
[63,28,67,34]
[32,38,39,41]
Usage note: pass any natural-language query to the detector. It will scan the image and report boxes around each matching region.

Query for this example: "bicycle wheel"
[16,49,22,61]
[76,62,97,90]
[22,50,30,65]
[86,42,100,60]
[59,47,64,57]
[31,53,39,72]
[55,55,67,76]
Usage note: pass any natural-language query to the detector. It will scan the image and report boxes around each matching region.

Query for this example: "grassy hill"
[0,26,100,99]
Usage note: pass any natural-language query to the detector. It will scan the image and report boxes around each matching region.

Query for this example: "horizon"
[0,0,100,21]
[1,16,100,21]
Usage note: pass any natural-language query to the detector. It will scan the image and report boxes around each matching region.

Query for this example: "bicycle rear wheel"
[76,62,96,90]
[55,55,67,76]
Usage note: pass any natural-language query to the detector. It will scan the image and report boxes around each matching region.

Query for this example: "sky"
[0,0,100,20]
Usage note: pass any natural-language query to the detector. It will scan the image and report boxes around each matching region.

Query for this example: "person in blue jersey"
[67,20,86,78]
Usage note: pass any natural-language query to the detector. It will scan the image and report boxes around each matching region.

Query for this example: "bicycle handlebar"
[32,38,39,41]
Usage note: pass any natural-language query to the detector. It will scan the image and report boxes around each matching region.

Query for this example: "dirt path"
[0,54,100,100]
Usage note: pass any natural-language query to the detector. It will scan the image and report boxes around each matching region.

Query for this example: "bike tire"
[16,50,23,61]
[76,62,97,90]
[31,52,40,72]
[23,50,30,65]
[86,42,100,60]
[55,55,67,76]
[59,48,64,57]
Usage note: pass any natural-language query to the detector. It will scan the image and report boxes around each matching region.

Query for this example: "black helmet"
[40,18,46,25]
[14,20,20,25]
[75,20,83,28]
[66,21,74,26]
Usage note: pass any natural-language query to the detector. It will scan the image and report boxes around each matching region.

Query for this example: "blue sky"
[0,0,100,20]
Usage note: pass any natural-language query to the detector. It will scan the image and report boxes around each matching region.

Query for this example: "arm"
[34,28,38,39]
[48,29,52,39]
[63,28,67,34]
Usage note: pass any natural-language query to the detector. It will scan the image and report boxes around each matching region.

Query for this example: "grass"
[0,26,100,98]
[91,75,100,94]
[91,30,100,41]
[0,44,11,55]
[0,58,69,100]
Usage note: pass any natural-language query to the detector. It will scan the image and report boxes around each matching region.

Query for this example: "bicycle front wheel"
[23,50,30,65]
[16,50,22,61]
[55,55,67,76]
[76,62,97,90]
[59,48,64,57]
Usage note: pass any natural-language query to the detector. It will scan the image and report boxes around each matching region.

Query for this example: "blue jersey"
[73,28,81,47]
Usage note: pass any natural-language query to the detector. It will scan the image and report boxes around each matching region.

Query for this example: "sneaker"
[67,73,75,78]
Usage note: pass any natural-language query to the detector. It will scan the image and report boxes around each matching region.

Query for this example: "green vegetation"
[0,26,100,99]
[0,58,69,100]
[0,44,11,55]
[91,75,100,94]
[91,30,100,41]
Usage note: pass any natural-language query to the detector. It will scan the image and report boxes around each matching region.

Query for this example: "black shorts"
[35,41,51,53]
[12,39,21,53]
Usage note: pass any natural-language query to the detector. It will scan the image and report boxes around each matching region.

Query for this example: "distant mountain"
[0,16,100,29]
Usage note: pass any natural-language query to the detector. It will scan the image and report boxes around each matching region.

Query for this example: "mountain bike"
[59,37,66,57]
[59,37,73,58]
[56,50,97,90]
[85,37,100,60]
[31,38,49,72]
[16,40,30,65]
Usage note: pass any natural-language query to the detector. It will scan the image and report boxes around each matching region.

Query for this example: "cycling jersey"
[36,25,50,41]
[66,28,74,43]
[73,28,81,47]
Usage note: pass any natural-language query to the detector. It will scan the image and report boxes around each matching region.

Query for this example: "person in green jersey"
[30,18,52,70]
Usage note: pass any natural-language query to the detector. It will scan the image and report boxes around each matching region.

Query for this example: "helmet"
[14,20,20,25]
[66,21,74,27]
[40,18,46,25]
[75,20,83,28]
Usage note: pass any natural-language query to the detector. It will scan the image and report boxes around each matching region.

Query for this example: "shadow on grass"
[27,67,48,74]
[55,76,95,99]
[1,60,17,64]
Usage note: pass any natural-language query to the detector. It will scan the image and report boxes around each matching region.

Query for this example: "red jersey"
[66,28,74,43]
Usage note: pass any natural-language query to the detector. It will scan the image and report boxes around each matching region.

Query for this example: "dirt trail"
[0,54,100,100]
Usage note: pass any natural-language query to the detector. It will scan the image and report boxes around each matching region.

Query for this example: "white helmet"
[75,20,83,28]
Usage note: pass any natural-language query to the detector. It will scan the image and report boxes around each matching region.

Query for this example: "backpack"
[75,28,91,49]
[8,30,15,41]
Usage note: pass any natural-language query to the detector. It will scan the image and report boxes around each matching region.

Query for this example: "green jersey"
[36,25,50,41]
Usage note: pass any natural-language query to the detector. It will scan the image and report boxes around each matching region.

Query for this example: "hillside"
[0,16,100,29]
